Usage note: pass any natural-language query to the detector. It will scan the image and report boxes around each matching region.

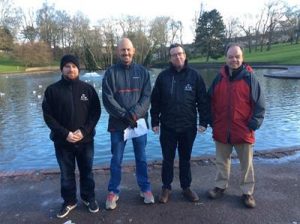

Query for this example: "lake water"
[0,68,300,171]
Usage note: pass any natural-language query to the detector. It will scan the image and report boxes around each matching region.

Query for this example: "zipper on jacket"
[70,84,76,128]
[226,80,232,143]
[171,75,175,95]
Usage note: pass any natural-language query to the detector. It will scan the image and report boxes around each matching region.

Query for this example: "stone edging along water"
[0,146,299,178]
[262,66,300,79]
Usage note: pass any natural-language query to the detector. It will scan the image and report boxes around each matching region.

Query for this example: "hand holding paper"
[123,118,148,141]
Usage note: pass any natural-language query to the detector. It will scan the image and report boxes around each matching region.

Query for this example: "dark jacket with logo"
[102,61,151,131]
[208,64,265,144]
[150,61,208,132]
[42,75,101,144]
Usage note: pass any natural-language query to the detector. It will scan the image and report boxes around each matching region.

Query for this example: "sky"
[14,0,300,43]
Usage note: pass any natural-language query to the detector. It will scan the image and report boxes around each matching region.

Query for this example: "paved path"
[0,148,300,224]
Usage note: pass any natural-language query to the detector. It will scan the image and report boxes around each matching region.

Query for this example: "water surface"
[0,68,299,170]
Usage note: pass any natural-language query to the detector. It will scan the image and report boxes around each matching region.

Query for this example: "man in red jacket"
[207,43,265,208]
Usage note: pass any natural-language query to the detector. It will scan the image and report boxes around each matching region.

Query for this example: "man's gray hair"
[225,43,244,56]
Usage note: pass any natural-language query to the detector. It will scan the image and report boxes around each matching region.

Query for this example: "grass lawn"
[1,43,300,73]
[189,43,300,65]
[0,54,25,73]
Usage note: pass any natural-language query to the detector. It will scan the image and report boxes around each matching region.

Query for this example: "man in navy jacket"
[151,43,209,203]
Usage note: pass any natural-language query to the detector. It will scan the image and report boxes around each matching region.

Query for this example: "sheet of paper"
[123,118,148,141]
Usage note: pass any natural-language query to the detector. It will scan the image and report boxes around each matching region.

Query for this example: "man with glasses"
[150,43,209,203]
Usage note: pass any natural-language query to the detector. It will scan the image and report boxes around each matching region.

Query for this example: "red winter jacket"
[208,64,265,144]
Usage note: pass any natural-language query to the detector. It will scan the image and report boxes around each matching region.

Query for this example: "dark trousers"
[54,142,95,205]
[160,127,197,190]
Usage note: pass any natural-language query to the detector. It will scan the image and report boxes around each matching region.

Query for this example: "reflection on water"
[0,68,300,170]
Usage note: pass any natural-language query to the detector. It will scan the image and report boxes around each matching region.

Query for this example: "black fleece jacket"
[42,75,101,144]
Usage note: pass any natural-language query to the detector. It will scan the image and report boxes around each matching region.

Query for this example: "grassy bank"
[1,43,300,73]
[189,43,300,65]
[0,54,25,73]
[0,53,57,74]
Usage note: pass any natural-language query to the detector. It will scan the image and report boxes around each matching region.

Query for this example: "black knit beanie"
[60,54,80,71]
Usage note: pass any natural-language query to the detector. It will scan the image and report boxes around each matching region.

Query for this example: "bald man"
[102,38,154,210]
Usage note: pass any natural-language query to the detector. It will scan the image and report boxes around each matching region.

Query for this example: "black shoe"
[56,203,77,218]
[82,199,99,213]
[182,188,199,202]
[207,187,225,199]
[242,194,256,208]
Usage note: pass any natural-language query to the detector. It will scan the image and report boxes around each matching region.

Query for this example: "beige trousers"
[214,141,255,195]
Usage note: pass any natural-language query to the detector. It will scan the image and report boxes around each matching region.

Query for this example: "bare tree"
[191,2,204,42]
[0,0,22,36]
[55,10,72,52]
[13,41,52,67]
[149,16,171,61]
[36,2,57,47]
[265,0,285,50]
[169,19,183,44]
[253,9,265,51]
[21,8,38,43]
[280,4,300,44]
[0,27,13,50]
[69,13,91,56]
[226,17,240,43]
[97,18,119,67]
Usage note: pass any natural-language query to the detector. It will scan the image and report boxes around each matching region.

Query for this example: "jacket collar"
[61,75,79,85]
[117,60,135,69]
[169,59,188,73]
[220,63,253,80]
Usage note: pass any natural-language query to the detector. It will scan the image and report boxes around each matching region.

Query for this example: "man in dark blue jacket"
[42,55,101,218]
[102,38,154,210]
[150,43,208,203]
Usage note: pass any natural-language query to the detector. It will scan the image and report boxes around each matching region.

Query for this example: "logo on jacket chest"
[80,94,88,101]
[184,84,193,91]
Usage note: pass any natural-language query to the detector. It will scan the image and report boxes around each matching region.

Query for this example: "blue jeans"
[54,142,95,205]
[108,131,151,194]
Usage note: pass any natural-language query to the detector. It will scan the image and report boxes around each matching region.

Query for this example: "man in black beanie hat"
[60,54,80,72]
[42,54,101,218]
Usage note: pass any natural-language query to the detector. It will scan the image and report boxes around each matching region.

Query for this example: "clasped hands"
[124,112,137,129]
[66,129,83,143]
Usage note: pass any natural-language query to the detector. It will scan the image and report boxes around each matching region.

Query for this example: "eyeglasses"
[170,52,185,58]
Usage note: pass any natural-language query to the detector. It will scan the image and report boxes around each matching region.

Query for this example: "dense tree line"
[0,0,299,68]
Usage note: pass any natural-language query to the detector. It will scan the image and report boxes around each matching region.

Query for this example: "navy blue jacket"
[150,62,209,132]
